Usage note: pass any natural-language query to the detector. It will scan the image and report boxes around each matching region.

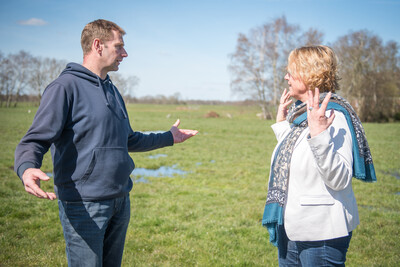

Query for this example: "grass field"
[0,103,399,266]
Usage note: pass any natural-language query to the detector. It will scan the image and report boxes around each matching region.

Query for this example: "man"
[14,19,197,266]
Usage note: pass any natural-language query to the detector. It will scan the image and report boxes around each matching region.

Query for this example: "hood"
[61,62,101,85]
[60,63,127,118]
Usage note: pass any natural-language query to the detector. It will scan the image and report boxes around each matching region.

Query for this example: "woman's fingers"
[319,92,332,113]
[313,88,320,108]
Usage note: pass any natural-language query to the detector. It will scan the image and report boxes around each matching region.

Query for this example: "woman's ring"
[308,107,313,111]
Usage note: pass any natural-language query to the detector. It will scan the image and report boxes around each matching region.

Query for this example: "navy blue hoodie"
[14,63,174,201]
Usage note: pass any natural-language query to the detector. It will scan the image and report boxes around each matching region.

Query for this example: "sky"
[1,0,399,101]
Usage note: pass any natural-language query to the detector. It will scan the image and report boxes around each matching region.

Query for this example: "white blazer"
[270,110,359,241]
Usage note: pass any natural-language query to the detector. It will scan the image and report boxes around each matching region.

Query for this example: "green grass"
[0,103,399,266]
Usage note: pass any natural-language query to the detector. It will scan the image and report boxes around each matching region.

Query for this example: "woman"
[262,45,376,266]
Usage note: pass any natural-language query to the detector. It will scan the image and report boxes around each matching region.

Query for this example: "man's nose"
[122,48,128,57]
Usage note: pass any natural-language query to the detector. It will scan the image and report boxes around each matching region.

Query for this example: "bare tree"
[0,52,7,107]
[228,16,324,119]
[109,73,139,103]
[4,51,34,107]
[2,64,15,107]
[299,28,324,46]
[333,30,400,121]
[0,55,20,108]
[124,75,140,98]
[29,57,66,104]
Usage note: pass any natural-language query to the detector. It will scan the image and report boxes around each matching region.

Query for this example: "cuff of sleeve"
[165,131,174,146]
[17,162,36,180]
[307,129,331,159]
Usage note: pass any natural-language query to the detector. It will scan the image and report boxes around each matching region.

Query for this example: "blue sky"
[1,0,399,100]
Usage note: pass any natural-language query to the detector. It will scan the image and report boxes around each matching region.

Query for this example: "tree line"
[1,16,399,122]
[0,51,139,107]
[228,16,400,122]
[0,50,220,107]
[0,51,64,107]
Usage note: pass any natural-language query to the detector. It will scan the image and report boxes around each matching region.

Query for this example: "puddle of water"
[381,170,400,180]
[392,173,400,180]
[133,177,150,184]
[46,165,184,185]
[131,164,187,178]
[359,204,399,213]
[148,154,167,159]
[196,160,216,166]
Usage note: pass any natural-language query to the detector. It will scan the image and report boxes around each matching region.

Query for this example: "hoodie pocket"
[300,195,335,206]
[80,147,135,198]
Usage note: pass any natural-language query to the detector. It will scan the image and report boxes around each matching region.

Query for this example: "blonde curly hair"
[287,45,340,93]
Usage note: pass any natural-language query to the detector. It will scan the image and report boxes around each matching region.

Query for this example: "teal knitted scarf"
[262,93,376,247]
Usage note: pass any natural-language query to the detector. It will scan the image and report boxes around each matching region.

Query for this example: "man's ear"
[93,38,102,56]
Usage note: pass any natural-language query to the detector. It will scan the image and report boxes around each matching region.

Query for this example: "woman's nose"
[284,73,289,80]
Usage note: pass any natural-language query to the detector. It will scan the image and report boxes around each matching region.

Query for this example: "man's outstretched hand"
[170,119,198,143]
[22,168,57,200]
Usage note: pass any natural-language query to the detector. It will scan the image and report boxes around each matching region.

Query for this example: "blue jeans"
[278,226,352,267]
[58,195,131,267]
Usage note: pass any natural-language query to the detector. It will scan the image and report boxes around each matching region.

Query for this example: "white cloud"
[18,18,48,26]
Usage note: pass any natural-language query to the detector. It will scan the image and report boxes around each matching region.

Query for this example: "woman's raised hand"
[276,89,292,122]
[307,88,335,138]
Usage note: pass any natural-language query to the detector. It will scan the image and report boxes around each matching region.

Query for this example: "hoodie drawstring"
[109,80,128,119]
[97,76,110,107]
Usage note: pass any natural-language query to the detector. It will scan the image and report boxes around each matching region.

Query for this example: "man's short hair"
[81,19,126,55]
